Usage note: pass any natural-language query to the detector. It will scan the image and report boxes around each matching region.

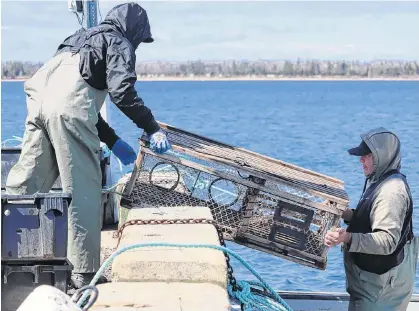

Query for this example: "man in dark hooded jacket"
[324,127,418,310]
[5,2,170,289]
[56,1,170,156]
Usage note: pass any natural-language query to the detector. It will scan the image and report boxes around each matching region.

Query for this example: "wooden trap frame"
[121,122,349,270]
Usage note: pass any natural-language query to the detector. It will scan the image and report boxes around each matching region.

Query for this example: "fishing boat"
[1,1,418,311]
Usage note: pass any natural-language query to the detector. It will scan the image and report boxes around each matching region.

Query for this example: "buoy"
[17,285,98,311]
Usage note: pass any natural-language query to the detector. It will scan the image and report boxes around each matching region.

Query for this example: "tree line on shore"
[2,59,419,79]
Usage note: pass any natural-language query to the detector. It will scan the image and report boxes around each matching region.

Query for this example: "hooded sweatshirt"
[55,2,159,149]
[347,127,413,258]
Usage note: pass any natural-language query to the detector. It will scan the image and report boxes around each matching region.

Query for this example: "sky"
[1,0,419,62]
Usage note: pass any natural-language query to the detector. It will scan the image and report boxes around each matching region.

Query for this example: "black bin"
[1,193,72,262]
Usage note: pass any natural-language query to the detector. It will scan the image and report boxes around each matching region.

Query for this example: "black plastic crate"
[1,193,72,262]
[1,146,110,190]
[1,262,72,311]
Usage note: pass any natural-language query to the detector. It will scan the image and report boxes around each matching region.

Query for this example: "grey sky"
[1,1,418,62]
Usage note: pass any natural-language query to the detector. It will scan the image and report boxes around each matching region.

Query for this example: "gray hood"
[361,127,401,183]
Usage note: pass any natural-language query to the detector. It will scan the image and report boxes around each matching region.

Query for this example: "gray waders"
[344,236,419,311]
[6,52,107,274]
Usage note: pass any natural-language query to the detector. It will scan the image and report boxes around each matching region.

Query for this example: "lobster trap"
[122,123,349,270]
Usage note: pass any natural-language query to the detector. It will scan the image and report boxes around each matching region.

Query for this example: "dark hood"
[360,127,401,183]
[102,2,153,49]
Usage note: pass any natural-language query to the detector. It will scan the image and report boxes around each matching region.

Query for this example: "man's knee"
[4,185,25,195]
[5,168,27,195]
[5,166,47,195]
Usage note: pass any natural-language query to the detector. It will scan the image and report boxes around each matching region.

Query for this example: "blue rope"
[229,280,291,311]
[76,242,294,311]
[1,136,23,147]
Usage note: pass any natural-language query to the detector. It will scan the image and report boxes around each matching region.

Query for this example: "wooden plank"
[159,143,346,200]
[140,141,348,207]
[175,136,346,191]
[149,122,348,194]
[156,122,342,185]
[140,126,349,203]
[164,143,348,205]
[123,150,144,197]
[236,146,344,185]
[140,148,345,215]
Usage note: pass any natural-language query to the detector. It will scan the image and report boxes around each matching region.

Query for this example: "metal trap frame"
[122,122,349,270]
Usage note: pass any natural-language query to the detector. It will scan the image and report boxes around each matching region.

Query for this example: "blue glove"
[149,130,171,154]
[111,139,137,165]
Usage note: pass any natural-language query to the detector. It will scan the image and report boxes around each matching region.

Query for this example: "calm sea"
[2,80,418,292]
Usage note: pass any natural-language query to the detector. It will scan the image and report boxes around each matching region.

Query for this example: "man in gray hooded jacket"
[325,127,418,311]
[5,2,170,289]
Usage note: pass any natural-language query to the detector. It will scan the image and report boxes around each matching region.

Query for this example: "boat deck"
[98,228,419,311]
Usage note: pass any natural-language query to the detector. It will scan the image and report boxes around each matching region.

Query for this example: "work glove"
[111,139,137,165]
[149,130,171,154]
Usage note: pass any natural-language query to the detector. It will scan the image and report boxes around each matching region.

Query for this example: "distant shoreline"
[2,76,419,82]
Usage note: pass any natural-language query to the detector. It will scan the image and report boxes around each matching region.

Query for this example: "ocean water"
[2,80,419,293]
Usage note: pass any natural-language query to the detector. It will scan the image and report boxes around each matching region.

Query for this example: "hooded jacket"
[346,128,413,272]
[55,2,159,149]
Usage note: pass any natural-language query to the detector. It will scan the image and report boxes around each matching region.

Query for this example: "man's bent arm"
[105,44,160,135]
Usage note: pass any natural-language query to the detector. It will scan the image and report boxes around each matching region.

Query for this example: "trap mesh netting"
[122,123,349,270]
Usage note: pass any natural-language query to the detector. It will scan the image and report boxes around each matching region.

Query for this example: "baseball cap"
[347,140,372,156]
